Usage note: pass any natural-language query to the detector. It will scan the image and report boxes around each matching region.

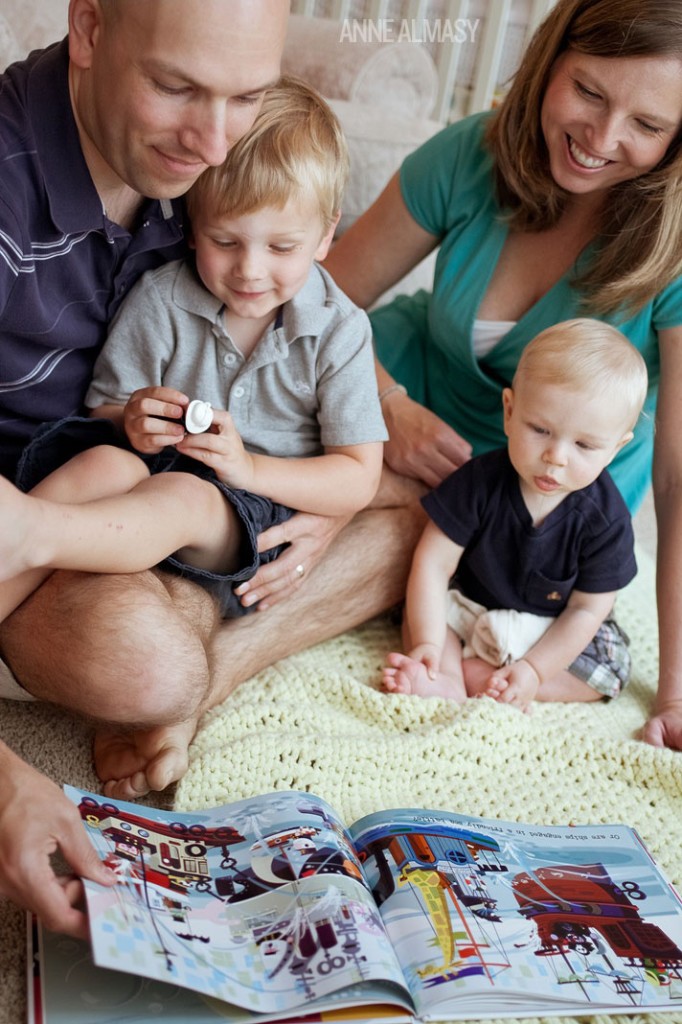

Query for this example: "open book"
[30,785,682,1023]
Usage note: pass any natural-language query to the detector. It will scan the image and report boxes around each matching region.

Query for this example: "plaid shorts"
[569,618,631,699]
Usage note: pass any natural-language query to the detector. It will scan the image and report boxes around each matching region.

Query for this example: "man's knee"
[0,569,211,726]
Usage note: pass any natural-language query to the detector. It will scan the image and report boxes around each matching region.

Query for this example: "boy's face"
[502,378,633,508]
[190,197,337,321]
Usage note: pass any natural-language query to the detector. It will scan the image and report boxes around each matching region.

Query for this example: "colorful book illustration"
[29,785,682,1022]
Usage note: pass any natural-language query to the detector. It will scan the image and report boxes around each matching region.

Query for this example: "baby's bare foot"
[382,652,464,700]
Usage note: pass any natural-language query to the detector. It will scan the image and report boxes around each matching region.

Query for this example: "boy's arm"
[179,409,384,516]
[403,520,464,670]
[520,589,617,689]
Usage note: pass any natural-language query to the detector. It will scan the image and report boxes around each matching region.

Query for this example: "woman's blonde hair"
[514,319,648,428]
[186,76,349,231]
[486,0,682,315]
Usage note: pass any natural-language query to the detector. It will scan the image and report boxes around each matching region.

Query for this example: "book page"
[349,808,682,1020]
[65,787,411,1018]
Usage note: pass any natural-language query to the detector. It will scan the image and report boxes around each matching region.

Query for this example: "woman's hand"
[234,510,352,610]
[381,391,472,488]
[640,698,682,750]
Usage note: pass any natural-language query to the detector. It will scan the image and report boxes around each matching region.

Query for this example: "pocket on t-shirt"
[522,570,576,611]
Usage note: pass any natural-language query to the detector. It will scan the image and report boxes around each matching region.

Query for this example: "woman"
[324,0,682,750]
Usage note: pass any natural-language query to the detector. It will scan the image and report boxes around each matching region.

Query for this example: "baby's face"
[190,196,335,322]
[502,379,633,505]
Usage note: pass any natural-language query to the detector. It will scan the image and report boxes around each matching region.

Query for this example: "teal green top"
[369,112,682,513]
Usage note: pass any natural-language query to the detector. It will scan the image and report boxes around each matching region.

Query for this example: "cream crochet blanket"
[175,547,682,1024]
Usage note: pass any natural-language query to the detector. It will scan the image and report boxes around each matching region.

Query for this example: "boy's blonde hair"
[186,76,349,231]
[514,319,648,430]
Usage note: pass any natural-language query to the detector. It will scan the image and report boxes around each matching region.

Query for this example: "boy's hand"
[176,409,254,489]
[483,658,540,712]
[124,386,188,453]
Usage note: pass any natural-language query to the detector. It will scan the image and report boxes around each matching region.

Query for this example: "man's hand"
[123,386,188,453]
[381,392,471,488]
[234,510,351,610]
[0,754,116,937]
[640,698,682,750]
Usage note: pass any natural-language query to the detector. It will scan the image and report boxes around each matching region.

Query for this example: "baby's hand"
[176,409,254,488]
[124,386,188,453]
[483,659,540,713]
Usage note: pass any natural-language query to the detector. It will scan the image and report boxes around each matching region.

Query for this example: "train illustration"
[512,863,682,969]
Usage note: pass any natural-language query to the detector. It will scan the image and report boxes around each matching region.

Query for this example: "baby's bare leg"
[382,626,467,700]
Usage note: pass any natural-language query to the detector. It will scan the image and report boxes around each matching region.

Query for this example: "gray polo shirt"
[86,260,387,457]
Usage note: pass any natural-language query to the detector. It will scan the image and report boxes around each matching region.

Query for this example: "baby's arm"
[178,409,384,517]
[486,589,617,709]
[383,521,466,699]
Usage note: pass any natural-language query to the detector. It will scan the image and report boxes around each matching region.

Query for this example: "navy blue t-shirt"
[421,448,637,616]
[0,39,188,479]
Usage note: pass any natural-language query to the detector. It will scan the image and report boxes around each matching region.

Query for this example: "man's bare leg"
[0,567,219,798]
[207,501,426,705]
[1,497,425,798]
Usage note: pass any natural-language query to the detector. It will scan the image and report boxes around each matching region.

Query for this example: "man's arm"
[0,741,116,937]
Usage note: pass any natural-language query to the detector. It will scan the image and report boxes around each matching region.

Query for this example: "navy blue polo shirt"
[0,39,188,479]
[422,447,637,616]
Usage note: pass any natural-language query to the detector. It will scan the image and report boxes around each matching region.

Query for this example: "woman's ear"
[68,0,104,70]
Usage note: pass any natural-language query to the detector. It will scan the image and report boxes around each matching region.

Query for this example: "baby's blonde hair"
[186,76,349,231]
[514,319,648,430]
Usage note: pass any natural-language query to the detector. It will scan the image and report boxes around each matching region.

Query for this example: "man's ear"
[502,387,514,437]
[314,212,341,262]
[68,0,104,70]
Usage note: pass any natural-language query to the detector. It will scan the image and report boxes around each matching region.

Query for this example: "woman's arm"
[324,175,472,484]
[323,174,439,309]
[644,323,682,749]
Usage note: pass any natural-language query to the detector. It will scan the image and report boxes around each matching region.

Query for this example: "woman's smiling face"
[540,49,682,198]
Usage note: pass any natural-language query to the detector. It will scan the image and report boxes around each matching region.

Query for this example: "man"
[0,0,423,940]
[0,0,291,937]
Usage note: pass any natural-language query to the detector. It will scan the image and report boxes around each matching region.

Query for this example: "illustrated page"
[350,808,682,1019]
[66,787,410,1016]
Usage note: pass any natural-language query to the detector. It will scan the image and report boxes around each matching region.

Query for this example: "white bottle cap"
[184,399,213,433]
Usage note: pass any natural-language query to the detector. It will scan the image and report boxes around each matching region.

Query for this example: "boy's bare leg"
[0,501,425,798]
[0,471,240,580]
[0,446,151,622]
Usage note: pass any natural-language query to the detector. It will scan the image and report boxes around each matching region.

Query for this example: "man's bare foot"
[382,652,465,700]
[93,718,199,799]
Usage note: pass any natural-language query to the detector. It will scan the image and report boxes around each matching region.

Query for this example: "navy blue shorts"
[16,416,295,618]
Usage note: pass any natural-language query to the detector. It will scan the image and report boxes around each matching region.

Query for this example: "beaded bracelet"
[378,383,408,403]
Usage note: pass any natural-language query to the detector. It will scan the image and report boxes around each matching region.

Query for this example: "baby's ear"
[617,430,634,450]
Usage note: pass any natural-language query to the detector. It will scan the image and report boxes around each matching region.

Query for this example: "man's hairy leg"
[207,502,426,706]
[0,566,219,798]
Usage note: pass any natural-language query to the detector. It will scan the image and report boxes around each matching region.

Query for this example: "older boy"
[1,79,386,627]
[383,320,647,710]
